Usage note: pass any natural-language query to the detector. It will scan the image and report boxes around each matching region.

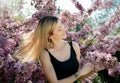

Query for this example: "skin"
[40,22,94,83]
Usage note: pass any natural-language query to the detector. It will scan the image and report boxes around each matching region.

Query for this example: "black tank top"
[45,41,79,80]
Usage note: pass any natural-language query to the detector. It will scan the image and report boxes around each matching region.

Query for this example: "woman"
[15,16,94,83]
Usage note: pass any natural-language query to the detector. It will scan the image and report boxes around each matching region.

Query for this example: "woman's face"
[50,21,67,40]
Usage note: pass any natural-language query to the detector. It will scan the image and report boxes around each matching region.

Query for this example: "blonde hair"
[14,16,58,63]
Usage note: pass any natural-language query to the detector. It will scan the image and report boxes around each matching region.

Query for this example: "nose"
[64,27,67,31]
[62,27,66,32]
[61,25,66,30]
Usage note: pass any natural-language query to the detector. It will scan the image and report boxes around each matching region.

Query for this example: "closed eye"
[58,29,61,31]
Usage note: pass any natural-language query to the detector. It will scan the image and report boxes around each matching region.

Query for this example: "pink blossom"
[0,48,4,55]
[83,24,93,33]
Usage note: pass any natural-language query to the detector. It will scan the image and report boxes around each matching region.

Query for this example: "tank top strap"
[68,41,77,57]
[44,48,49,52]
[44,48,51,54]
[68,41,73,48]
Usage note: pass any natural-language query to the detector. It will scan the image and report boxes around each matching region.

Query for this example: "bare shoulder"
[72,41,80,49]
[40,49,50,62]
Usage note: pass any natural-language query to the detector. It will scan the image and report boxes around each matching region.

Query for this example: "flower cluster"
[59,10,83,28]
[71,0,84,13]
[0,54,46,83]
[90,36,120,55]
[85,51,118,69]
[32,0,56,20]
[97,5,120,40]
[87,0,113,14]
[108,62,120,78]
[0,0,120,83]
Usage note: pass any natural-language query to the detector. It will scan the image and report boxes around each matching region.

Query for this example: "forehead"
[52,22,62,31]
[57,21,63,27]
[57,21,62,25]
[55,21,62,27]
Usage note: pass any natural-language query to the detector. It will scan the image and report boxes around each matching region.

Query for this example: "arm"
[72,41,94,80]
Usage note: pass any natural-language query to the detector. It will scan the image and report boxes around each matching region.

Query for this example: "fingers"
[94,64,105,72]
[79,63,94,76]
[77,65,95,80]
[84,63,94,70]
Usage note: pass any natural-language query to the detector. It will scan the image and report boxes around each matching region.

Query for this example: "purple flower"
[0,48,4,55]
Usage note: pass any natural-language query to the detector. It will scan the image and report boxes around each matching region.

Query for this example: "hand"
[78,63,94,79]
[94,63,105,72]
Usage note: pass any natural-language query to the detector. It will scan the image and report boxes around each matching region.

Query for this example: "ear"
[48,32,54,39]
[48,34,53,39]
[49,35,53,39]
[48,35,53,42]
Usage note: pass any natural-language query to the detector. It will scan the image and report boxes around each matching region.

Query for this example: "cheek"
[52,32,60,38]
[55,32,63,38]
[57,32,62,37]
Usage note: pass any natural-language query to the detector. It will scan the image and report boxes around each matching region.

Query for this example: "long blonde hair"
[14,16,58,62]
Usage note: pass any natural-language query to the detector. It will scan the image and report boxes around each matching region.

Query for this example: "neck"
[52,39,65,50]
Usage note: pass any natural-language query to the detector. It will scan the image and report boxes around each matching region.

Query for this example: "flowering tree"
[0,0,120,83]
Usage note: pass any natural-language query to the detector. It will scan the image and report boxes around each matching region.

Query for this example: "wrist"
[74,72,79,79]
